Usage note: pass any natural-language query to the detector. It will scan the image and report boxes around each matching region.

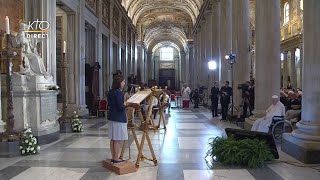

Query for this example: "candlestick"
[63,41,66,53]
[5,16,10,35]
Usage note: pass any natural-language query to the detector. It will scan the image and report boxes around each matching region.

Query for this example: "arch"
[144,27,187,45]
[148,38,185,54]
[152,41,181,53]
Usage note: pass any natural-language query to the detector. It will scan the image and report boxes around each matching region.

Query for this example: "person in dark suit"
[211,82,220,117]
[107,75,128,163]
[193,86,200,108]
[249,79,255,114]
[220,81,233,120]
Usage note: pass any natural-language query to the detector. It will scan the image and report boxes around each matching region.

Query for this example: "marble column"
[187,41,193,88]
[200,23,206,86]
[211,0,221,86]
[245,0,281,129]
[180,51,186,86]
[282,0,320,164]
[290,48,297,88]
[192,33,198,88]
[299,45,303,89]
[136,41,143,83]
[232,0,250,108]
[77,0,89,115]
[282,52,288,87]
[196,31,201,85]
[147,51,153,81]
[220,0,232,86]
[205,13,213,91]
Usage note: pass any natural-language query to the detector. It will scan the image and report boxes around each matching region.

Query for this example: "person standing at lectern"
[107,75,128,163]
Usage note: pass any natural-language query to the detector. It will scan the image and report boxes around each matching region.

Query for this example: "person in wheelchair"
[251,95,286,132]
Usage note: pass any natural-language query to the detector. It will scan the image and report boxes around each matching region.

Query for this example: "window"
[160,47,174,61]
[284,2,289,24]
[295,48,300,66]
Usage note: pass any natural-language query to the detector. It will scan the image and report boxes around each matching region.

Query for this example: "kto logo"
[24,19,50,39]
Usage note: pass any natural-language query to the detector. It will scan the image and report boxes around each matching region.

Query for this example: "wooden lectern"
[103,89,158,175]
[152,89,167,131]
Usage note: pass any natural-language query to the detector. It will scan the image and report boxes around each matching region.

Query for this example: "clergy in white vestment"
[181,84,191,108]
[251,95,286,133]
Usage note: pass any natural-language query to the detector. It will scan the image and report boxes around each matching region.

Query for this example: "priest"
[251,95,286,132]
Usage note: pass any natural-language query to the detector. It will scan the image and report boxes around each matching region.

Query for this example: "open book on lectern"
[126,90,152,104]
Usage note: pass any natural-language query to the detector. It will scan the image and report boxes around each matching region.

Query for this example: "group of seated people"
[251,89,302,133]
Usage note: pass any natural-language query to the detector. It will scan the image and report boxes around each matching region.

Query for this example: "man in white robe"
[251,95,286,133]
[181,84,191,108]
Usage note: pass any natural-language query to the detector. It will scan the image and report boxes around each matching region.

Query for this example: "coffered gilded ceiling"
[122,0,203,52]
[121,0,255,52]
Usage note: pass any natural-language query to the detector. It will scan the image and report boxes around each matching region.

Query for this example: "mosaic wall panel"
[85,0,98,16]
[102,0,110,27]
[113,7,119,37]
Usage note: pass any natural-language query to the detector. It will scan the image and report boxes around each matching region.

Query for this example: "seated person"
[160,91,170,112]
[285,92,301,122]
[284,91,294,109]
[280,88,288,106]
[142,96,158,119]
[251,95,286,133]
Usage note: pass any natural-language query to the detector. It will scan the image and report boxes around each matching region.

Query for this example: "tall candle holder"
[58,49,71,133]
[60,52,68,120]
[0,32,20,142]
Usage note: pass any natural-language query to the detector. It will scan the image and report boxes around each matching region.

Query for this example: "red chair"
[170,94,177,107]
[97,99,108,118]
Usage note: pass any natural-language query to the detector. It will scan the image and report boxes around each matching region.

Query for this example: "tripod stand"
[226,61,239,122]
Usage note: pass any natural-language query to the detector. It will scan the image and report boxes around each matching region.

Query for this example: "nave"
[1,108,319,180]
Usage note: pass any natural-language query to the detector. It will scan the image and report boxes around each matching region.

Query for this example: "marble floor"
[0,107,320,180]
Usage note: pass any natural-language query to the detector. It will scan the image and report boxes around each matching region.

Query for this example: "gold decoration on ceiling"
[121,0,203,52]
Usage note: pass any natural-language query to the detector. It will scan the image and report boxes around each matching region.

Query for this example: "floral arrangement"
[20,124,40,156]
[71,111,84,132]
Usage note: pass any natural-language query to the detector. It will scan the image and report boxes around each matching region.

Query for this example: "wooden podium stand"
[125,90,158,167]
[103,90,158,175]
[152,89,167,131]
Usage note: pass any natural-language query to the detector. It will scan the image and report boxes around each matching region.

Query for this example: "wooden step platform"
[102,159,137,175]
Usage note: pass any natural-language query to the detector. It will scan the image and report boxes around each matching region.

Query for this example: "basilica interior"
[0,0,319,179]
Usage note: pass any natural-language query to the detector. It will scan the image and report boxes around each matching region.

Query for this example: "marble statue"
[14,23,50,78]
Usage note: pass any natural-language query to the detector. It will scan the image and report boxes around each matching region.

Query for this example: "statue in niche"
[91,62,101,98]
[13,23,50,78]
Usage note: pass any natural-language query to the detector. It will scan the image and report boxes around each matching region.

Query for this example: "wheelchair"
[268,116,294,143]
